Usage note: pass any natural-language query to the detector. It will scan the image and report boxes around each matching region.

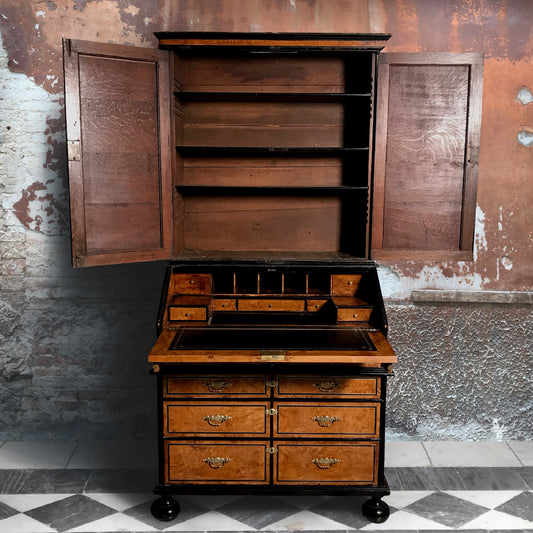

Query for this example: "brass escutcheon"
[203,456,232,468]
[314,380,339,392]
[205,380,232,392]
[312,415,342,427]
[202,414,232,426]
[312,457,341,469]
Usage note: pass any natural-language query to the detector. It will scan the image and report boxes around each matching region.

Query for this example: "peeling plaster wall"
[0,0,531,441]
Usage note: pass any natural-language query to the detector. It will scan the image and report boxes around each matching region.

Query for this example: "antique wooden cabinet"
[63,32,482,525]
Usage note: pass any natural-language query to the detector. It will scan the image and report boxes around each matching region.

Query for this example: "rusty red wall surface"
[0,1,531,440]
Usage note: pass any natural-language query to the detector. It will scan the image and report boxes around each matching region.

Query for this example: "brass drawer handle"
[314,380,339,392]
[202,414,232,426]
[205,380,232,392]
[312,415,342,427]
[203,456,232,468]
[312,457,341,469]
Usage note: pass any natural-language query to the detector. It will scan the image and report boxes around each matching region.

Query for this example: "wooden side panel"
[63,39,172,266]
[372,53,483,260]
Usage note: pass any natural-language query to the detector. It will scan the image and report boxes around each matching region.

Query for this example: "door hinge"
[266,380,278,388]
[265,408,278,416]
[266,447,277,454]
[67,140,81,161]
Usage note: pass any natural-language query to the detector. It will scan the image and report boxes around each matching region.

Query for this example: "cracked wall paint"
[0,0,531,441]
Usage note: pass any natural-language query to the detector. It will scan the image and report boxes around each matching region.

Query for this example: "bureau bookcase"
[63,32,482,525]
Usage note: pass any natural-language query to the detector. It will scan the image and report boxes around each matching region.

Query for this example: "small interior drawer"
[337,308,372,322]
[173,273,212,295]
[168,307,207,321]
[238,299,305,312]
[306,299,328,312]
[275,441,378,485]
[165,440,270,484]
[213,298,237,311]
[331,275,362,295]
[274,402,380,438]
[275,376,380,399]
[164,401,270,437]
[164,376,269,398]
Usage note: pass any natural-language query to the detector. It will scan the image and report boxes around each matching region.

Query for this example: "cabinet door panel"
[373,53,483,260]
[63,39,172,267]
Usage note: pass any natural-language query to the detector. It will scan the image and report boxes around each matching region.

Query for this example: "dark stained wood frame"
[372,52,483,261]
[63,39,174,267]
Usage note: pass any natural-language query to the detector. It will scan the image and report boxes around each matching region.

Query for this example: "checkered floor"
[0,467,532,531]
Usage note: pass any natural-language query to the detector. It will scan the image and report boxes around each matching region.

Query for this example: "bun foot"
[362,496,390,523]
[150,495,180,521]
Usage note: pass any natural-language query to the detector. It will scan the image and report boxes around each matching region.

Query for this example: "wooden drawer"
[165,441,270,484]
[213,298,237,311]
[331,275,362,295]
[307,299,328,312]
[274,402,380,438]
[275,441,378,485]
[275,376,380,399]
[164,401,270,437]
[173,273,212,295]
[238,299,305,312]
[337,308,372,322]
[168,307,207,321]
[164,376,269,398]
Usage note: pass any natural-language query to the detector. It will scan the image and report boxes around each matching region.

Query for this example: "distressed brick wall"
[0,0,532,441]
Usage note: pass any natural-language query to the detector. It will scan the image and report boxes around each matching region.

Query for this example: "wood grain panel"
[168,307,207,321]
[182,157,343,187]
[275,442,378,485]
[238,299,305,312]
[164,401,269,436]
[337,308,372,322]
[173,273,212,294]
[276,376,380,399]
[178,56,345,92]
[164,376,268,397]
[331,274,362,295]
[373,53,483,259]
[183,102,343,147]
[166,441,269,484]
[183,196,342,252]
[274,403,379,438]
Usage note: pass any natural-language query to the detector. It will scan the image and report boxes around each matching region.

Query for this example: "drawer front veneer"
[164,376,269,398]
[164,401,270,437]
[165,441,270,484]
[275,442,378,485]
[274,402,380,438]
[168,307,207,321]
[275,376,380,399]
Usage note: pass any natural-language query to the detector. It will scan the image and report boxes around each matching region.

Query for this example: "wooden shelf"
[175,185,368,195]
[174,91,371,102]
[176,146,369,156]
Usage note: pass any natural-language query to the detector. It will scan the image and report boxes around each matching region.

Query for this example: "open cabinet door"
[63,39,173,267]
[372,52,483,261]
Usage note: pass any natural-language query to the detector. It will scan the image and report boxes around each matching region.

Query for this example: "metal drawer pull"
[205,380,232,392]
[203,457,232,468]
[314,380,339,392]
[202,414,232,426]
[312,457,341,469]
[312,415,342,427]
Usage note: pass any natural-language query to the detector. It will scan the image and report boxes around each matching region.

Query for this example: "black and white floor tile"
[0,468,532,532]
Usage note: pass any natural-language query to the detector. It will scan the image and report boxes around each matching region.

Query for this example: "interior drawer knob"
[312,415,342,427]
[314,380,339,392]
[202,414,232,426]
[205,380,232,392]
[203,456,232,469]
[311,457,341,469]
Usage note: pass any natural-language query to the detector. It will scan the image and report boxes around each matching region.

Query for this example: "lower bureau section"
[164,440,379,486]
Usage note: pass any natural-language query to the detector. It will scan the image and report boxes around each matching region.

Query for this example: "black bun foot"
[150,495,181,521]
[362,496,390,523]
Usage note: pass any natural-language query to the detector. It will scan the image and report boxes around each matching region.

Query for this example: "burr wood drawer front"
[237,299,305,312]
[337,308,373,322]
[275,376,380,399]
[275,441,378,485]
[165,441,270,484]
[163,401,270,437]
[164,376,269,398]
[273,402,380,438]
[213,298,237,311]
[168,307,207,321]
